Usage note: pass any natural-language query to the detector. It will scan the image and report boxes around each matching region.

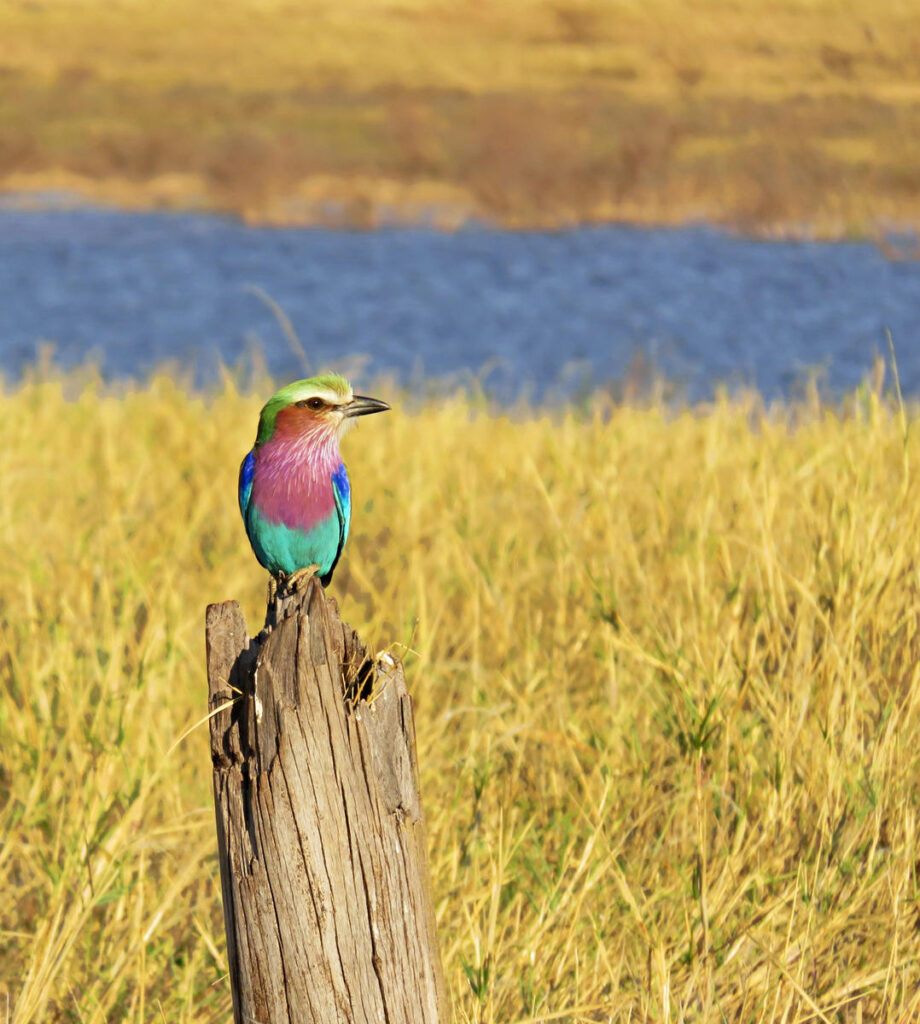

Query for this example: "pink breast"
[251,433,340,530]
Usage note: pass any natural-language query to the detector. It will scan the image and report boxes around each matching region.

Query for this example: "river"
[1,204,917,401]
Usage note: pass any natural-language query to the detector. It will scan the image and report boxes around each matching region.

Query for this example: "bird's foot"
[283,564,321,594]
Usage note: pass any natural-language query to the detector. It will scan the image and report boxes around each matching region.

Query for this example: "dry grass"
[0,0,919,231]
[2,363,920,1022]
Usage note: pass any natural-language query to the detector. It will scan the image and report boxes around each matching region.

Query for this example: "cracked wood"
[206,578,447,1024]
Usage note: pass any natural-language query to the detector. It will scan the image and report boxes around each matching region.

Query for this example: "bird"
[238,374,390,588]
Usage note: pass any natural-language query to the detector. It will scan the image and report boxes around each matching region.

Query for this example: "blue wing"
[323,461,351,584]
[238,450,256,518]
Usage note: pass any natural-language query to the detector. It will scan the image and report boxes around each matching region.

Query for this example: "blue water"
[1,206,918,401]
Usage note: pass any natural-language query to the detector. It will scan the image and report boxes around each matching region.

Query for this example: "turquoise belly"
[244,504,342,577]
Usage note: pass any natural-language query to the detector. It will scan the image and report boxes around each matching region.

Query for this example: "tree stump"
[205,577,448,1023]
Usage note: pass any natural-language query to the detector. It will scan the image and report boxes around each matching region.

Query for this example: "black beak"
[344,394,391,418]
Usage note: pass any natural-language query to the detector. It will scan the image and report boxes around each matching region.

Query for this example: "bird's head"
[255,373,390,447]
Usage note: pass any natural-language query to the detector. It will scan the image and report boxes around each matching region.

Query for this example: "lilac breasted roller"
[238,374,390,586]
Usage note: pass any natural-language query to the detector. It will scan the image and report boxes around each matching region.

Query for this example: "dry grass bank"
[0,0,919,232]
[2,366,920,1021]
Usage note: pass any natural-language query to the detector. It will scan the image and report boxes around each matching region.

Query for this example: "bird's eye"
[297,397,326,411]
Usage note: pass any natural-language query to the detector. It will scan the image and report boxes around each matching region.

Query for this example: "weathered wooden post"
[205,577,448,1023]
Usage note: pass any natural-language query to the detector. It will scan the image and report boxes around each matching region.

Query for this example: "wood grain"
[206,578,447,1023]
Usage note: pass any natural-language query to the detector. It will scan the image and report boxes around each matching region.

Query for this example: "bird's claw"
[283,564,321,594]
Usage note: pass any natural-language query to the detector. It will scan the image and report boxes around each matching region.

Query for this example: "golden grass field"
[1,0,919,232]
[3,364,920,1021]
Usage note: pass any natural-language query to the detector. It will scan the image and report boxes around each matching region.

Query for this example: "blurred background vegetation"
[1,0,918,232]
[3,368,920,1023]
